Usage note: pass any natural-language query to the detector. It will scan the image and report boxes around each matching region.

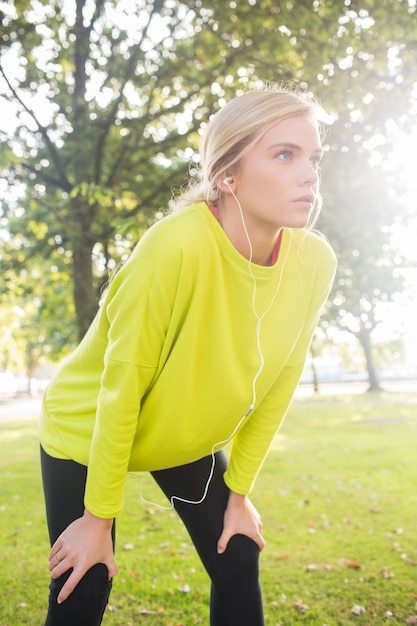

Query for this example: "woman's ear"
[217,175,237,194]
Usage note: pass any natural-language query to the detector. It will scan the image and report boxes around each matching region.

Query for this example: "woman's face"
[231,114,323,232]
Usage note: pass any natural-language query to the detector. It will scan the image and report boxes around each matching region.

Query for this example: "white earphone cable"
[230,186,292,408]
[139,189,292,509]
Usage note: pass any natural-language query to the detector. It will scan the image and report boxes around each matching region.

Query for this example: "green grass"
[1,391,417,625]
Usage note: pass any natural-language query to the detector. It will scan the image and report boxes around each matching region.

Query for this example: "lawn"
[0,390,416,625]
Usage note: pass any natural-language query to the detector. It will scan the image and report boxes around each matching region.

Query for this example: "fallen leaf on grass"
[351,604,366,615]
[275,553,290,560]
[325,564,338,572]
[123,542,135,550]
[346,559,361,570]
[381,566,394,579]
[293,598,308,613]
[145,508,156,516]
[178,584,191,593]
[139,609,158,615]
[405,617,417,625]
[136,605,164,615]
[402,554,417,565]
[306,563,318,572]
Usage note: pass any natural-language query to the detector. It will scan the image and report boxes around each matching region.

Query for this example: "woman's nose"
[300,161,319,185]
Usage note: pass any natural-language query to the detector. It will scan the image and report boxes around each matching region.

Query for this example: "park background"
[0,0,417,624]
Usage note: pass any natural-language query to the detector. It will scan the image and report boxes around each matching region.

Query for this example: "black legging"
[40,447,264,626]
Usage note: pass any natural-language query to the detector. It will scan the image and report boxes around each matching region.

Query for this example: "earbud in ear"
[223,176,233,184]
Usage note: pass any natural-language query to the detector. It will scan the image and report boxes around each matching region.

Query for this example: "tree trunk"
[24,344,38,395]
[308,343,320,394]
[72,236,97,342]
[357,327,381,392]
[311,358,320,394]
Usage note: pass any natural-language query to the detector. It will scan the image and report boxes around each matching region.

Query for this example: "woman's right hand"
[48,509,119,604]
[217,490,265,555]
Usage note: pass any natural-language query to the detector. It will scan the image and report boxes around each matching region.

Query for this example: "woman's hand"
[217,491,265,554]
[48,509,118,604]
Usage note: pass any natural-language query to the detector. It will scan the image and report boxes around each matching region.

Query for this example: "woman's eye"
[276,150,292,160]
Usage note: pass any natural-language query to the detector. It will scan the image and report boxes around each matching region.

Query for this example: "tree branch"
[93,0,166,184]
[0,64,72,193]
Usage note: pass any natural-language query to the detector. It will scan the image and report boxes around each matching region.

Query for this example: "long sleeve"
[84,223,184,518]
[224,363,304,495]
[224,236,337,495]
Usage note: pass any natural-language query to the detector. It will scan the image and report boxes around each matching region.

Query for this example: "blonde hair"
[170,85,324,225]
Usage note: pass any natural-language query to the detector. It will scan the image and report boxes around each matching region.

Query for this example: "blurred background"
[0,0,416,397]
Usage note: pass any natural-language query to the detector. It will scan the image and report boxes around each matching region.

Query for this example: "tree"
[1,0,416,374]
[318,101,413,389]
[0,0,312,339]
[1,230,76,391]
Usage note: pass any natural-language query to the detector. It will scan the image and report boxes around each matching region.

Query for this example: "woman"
[40,86,337,625]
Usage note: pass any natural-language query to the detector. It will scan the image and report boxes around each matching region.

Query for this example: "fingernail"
[57,598,62,605]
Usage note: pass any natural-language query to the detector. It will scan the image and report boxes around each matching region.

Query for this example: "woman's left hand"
[217,490,265,554]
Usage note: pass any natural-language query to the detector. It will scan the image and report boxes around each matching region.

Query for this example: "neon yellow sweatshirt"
[39,202,336,518]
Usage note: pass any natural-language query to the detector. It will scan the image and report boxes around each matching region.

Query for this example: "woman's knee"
[217,534,260,582]
[46,564,112,626]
